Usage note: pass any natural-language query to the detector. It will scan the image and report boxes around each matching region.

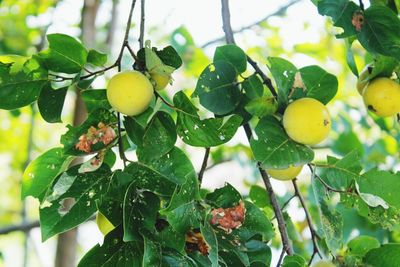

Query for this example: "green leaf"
[245,240,271,266]
[174,91,242,147]
[312,175,343,252]
[363,244,400,267]
[249,185,270,208]
[157,226,185,253]
[299,65,338,104]
[156,45,182,69]
[167,201,202,234]
[213,44,247,74]
[317,0,359,38]
[345,38,359,76]
[124,162,177,197]
[81,89,111,112]
[201,222,218,267]
[242,74,264,100]
[143,235,162,266]
[141,146,196,186]
[22,148,74,200]
[137,111,177,161]
[144,41,176,75]
[40,165,112,241]
[282,254,307,267]
[206,183,242,208]
[123,107,154,146]
[250,116,314,169]
[369,55,398,79]
[38,84,68,123]
[162,175,201,233]
[162,249,197,267]
[234,201,274,241]
[267,57,297,109]
[0,56,48,110]
[347,235,380,256]
[78,227,143,267]
[322,150,362,190]
[40,33,88,74]
[87,49,107,66]
[123,183,160,242]
[359,6,400,60]
[60,108,118,156]
[356,169,400,209]
[193,61,241,115]
[244,96,278,117]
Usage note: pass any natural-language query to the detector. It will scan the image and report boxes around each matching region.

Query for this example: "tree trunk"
[54,1,99,267]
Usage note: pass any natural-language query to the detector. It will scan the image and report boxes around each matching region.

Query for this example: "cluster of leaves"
[0,2,400,265]
[315,0,400,81]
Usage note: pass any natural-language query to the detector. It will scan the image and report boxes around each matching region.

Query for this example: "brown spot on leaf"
[185,230,209,256]
[75,122,117,153]
[352,11,364,32]
[210,201,246,232]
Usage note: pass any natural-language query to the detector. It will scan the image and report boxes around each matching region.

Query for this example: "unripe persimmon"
[107,70,154,116]
[283,98,331,145]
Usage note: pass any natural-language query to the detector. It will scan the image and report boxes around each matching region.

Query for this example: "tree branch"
[292,179,322,264]
[202,0,300,48]
[198,147,210,184]
[0,221,40,235]
[221,0,293,256]
[139,0,146,49]
[358,0,365,11]
[246,55,277,97]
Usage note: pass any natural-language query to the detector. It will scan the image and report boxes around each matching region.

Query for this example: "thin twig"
[281,194,296,211]
[205,158,232,171]
[277,248,286,267]
[247,55,278,98]
[307,164,347,193]
[198,147,210,184]
[292,179,322,264]
[220,0,293,255]
[139,0,146,49]
[359,0,365,11]
[202,0,300,48]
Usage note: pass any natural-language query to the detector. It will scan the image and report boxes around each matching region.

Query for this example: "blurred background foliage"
[0,0,399,266]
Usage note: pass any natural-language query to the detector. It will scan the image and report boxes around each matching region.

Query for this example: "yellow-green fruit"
[283,98,331,145]
[356,64,372,95]
[151,72,170,90]
[363,77,400,117]
[312,260,336,267]
[267,165,303,181]
[0,54,28,73]
[96,212,115,236]
[106,70,154,116]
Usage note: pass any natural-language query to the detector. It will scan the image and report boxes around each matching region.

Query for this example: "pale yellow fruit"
[283,98,331,145]
[363,77,400,117]
[107,70,154,116]
[312,260,336,267]
[267,165,303,181]
[356,64,373,95]
[0,54,28,73]
[151,72,171,91]
[96,212,114,236]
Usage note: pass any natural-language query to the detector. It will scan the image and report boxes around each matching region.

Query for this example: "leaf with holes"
[22,148,74,201]
[123,183,160,242]
[39,165,112,241]
[193,61,241,115]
